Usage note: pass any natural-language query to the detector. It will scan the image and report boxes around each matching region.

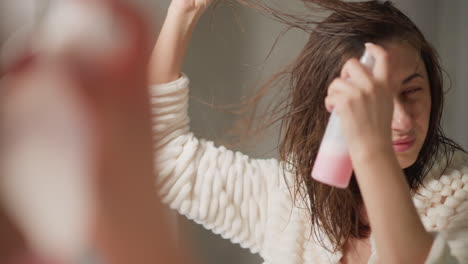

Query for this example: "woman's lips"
[392,137,416,152]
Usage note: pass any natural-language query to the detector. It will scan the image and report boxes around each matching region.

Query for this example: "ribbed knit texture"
[150,74,468,264]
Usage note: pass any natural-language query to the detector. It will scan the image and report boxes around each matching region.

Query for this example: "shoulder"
[421,149,468,190]
[436,150,468,188]
[414,150,468,230]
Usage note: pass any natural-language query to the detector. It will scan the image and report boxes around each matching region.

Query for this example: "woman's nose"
[391,101,413,134]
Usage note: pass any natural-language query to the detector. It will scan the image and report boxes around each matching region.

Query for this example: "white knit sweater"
[150,74,468,264]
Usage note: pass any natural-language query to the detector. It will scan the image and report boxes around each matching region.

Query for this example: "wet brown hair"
[222,0,466,253]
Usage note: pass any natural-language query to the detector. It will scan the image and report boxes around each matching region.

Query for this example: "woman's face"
[382,41,431,169]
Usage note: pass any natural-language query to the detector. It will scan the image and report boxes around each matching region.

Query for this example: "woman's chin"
[396,152,418,169]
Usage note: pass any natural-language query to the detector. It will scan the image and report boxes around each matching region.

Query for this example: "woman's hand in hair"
[169,0,213,14]
[324,42,394,159]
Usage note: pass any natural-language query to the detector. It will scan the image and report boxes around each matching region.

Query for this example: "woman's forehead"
[382,41,428,83]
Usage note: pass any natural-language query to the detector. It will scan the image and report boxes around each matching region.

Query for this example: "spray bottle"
[311,48,375,188]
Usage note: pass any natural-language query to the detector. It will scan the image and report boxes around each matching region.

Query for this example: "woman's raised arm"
[149,0,212,84]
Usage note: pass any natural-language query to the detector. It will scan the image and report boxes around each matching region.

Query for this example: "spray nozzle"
[359,49,375,71]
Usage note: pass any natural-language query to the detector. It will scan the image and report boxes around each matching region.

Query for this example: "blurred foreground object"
[0,0,162,263]
[1,60,95,262]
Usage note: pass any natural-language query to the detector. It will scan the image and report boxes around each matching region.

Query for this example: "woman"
[150,0,467,263]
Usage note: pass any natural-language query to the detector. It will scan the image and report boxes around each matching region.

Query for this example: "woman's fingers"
[325,78,354,113]
[170,0,213,13]
[329,43,391,114]
[340,58,374,90]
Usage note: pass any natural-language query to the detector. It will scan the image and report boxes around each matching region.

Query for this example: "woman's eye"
[403,87,422,96]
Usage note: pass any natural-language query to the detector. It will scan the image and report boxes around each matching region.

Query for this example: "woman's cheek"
[413,99,431,147]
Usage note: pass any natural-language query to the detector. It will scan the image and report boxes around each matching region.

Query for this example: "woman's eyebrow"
[402,73,424,85]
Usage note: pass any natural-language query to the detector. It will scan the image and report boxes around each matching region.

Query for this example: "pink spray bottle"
[311,48,375,188]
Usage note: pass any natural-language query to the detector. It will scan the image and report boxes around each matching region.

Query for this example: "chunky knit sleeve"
[421,152,468,264]
[149,74,281,254]
[425,199,468,264]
